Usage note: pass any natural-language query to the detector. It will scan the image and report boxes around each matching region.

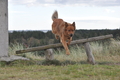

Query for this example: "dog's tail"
[52,10,58,21]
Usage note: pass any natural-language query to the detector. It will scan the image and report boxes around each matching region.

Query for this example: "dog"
[51,10,76,55]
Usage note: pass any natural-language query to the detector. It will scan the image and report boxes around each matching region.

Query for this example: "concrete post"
[0,0,8,57]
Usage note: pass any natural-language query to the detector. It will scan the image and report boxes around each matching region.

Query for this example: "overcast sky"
[8,0,120,30]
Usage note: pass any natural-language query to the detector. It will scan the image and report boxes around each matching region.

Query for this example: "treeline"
[9,29,120,47]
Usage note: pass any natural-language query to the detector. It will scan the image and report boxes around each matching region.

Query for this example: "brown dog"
[51,11,76,55]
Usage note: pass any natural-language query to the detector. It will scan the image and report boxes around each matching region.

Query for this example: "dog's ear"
[72,22,76,30]
[65,22,68,28]
[72,22,75,27]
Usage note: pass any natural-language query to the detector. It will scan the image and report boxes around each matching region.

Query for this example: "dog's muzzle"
[70,34,73,37]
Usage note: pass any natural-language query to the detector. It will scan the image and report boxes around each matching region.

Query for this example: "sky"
[8,0,120,30]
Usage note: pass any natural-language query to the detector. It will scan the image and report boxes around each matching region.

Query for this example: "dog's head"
[65,22,76,37]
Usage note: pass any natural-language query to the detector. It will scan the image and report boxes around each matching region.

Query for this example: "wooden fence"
[16,34,113,65]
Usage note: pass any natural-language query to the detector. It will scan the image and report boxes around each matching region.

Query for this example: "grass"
[0,63,120,80]
[0,38,120,80]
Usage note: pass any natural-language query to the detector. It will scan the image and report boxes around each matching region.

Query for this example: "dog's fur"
[51,11,76,55]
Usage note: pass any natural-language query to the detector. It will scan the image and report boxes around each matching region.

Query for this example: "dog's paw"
[66,51,70,55]
[66,53,70,55]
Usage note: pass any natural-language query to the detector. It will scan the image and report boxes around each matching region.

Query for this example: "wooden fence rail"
[16,34,113,54]
[16,34,113,65]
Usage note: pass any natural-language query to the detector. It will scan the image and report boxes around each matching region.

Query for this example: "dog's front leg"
[61,35,70,55]
[67,37,72,45]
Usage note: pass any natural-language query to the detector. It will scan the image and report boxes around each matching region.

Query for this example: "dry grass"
[8,38,120,63]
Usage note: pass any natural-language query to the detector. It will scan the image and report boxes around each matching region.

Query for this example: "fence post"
[84,42,95,65]
[45,49,54,60]
[0,0,8,57]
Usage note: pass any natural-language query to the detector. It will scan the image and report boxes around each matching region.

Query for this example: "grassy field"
[0,38,120,80]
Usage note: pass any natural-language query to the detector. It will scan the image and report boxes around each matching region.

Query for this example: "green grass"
[0,38,120,80]
[0,63,120,80]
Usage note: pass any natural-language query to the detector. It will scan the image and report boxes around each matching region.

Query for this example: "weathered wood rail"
[16,34,113,54]
[16,34,113,65]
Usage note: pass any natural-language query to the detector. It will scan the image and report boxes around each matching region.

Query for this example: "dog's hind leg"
[55,34,59,40]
